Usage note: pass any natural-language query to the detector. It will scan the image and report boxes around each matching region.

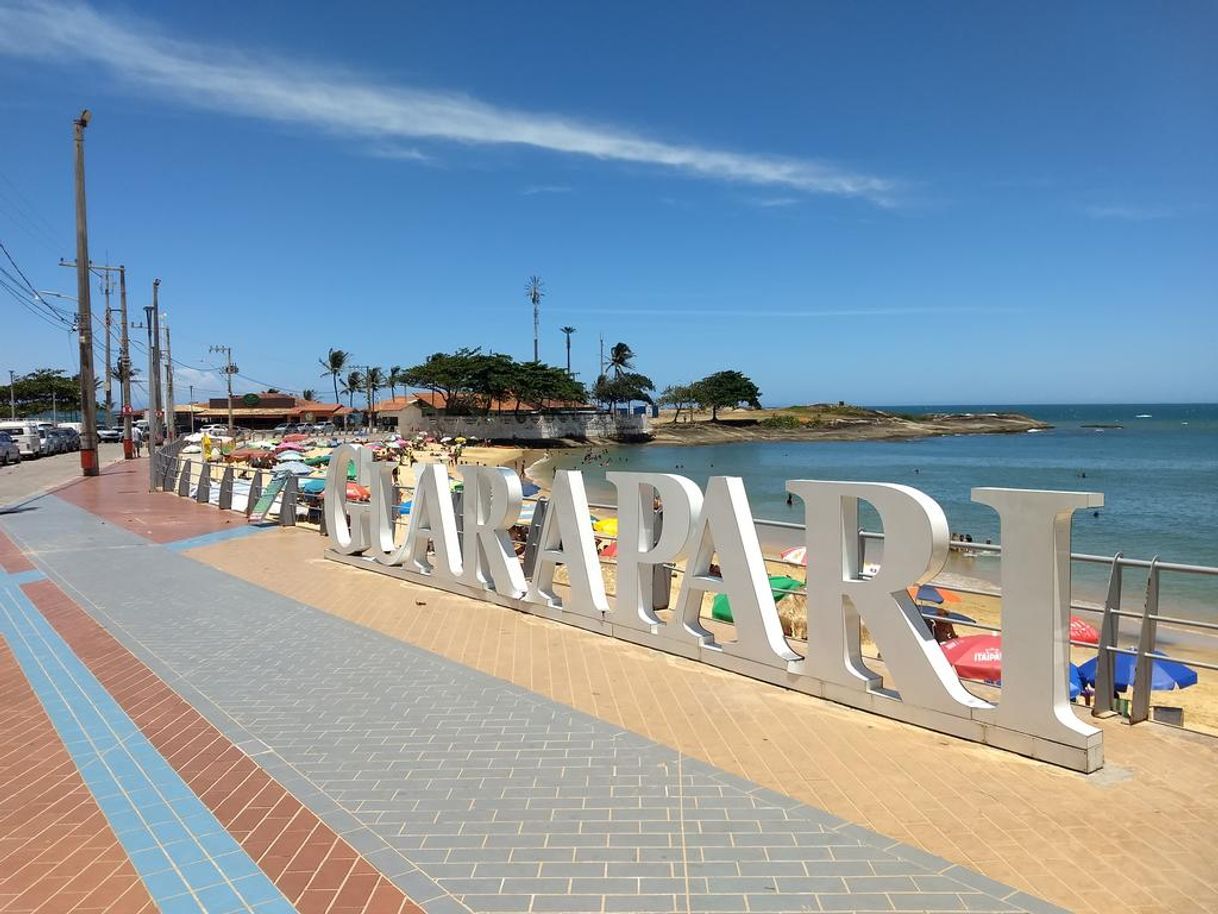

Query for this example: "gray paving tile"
[3,496,1053,914]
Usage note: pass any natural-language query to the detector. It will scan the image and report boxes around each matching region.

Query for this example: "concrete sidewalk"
[0,460,1068,913]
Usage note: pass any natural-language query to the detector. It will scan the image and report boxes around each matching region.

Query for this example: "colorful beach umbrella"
[712,575,804,623]
[1077,651,1198,692]
[908,584,963,604]
[940,634,1004,683]
[779,545,807,566]
[273,461,313,476]
[1069,616,1101,645]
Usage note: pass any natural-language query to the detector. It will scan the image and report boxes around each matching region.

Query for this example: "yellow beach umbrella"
[593,517,618,536]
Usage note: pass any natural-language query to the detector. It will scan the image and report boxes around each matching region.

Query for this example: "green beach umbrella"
[711,575,804,623]
[304,454,331,466]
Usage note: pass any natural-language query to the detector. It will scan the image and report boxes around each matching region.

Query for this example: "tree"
[594,372,654,412]
[318,348,350,408]
[697,370,762,421]
[401,349,585,417]
[342,369,364,410]
[364,367,385,427]
[387,365,404,401]
[301,388,316,401]
[607,342,635,378]
[658,383,699,423]
[526,275,544,361]
[1,369,91,418]
[560,326,576,375]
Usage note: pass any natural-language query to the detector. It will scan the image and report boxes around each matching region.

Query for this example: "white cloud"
[0,1,900,205]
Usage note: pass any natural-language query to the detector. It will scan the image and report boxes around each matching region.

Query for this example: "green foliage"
[401,348,587,415]
[696,369,762,420]
[594,372,655,408]
[759,413,804,429]
[0,368,90,418]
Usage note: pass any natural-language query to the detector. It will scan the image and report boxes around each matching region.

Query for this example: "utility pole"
[162,317,175,442]
[8,370,14,419]
[101,269,113,428]
[59,260,126,443]
[119,266,133,458]
[150,281,163,448]
[52,390,58,424]
[72,109,99,477]
[139,304,160,489]
[209,345,235,436]
[188,384,195,433]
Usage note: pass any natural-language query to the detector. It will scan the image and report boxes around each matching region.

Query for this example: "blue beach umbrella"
[1078,651,1198,693]
[915,584,946,604]
[917,608,976,624]
[521,482,541,497]
[1069,664,1082,701]
[299,478,326,494]
[398,500,412,516]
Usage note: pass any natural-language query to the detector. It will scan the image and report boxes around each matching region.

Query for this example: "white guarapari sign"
[323,444,1105,772]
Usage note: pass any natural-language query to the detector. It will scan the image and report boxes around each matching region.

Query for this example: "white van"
[0,421,45,457]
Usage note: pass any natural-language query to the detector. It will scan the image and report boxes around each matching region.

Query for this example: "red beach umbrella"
[346,483,370,502]
[941,634,1003,683]
[1070,616,1100,645]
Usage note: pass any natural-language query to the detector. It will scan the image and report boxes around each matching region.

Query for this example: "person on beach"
[132,425,144,457]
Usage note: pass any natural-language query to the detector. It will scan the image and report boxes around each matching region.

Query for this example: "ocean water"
[544,403,1218,618]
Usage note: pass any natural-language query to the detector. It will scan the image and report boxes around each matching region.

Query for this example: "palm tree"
[526,275,544,361]
[560,326,576,375]
[318,348,350,406]
[342,369,364,412]
[301,388,316,401]
[387,365,404,401]
[364,366,385,430]
[608,342,635,378]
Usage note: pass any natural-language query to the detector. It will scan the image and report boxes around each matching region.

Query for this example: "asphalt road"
[0,443,128,509]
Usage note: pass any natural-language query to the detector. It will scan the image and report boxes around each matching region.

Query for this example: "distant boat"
[1135,414,1152,418]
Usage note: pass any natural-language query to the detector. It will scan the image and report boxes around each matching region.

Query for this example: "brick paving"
[0,637,156,913]
[192,529,1218,914]
[1,492,1054,914]
[23,576,424,914]
[52,459,246,544]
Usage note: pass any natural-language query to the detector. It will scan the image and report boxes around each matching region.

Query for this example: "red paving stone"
[0,528,34,574]
[0,638,156,914]
[20,575,425,914]
[51,459,246,544]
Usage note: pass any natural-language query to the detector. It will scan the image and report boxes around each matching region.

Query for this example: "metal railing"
[148,448,1216,732]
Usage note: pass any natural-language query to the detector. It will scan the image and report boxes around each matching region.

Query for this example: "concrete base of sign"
[325,551,1103,773]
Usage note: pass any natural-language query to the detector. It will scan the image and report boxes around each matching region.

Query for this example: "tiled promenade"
[2,461,1215,913]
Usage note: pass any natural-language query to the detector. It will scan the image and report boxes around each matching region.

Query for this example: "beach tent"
[711,575,804,623]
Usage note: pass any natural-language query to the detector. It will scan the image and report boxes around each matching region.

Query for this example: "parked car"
[0,421,44,457]
[272,422,303,435]
[97,426,122,442]
[36,425,61,454]
[311,422,336,434]
[0,431,20,465]
[199,424,231,437]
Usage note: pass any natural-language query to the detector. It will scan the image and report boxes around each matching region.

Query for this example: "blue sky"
[0,0,1214,407]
